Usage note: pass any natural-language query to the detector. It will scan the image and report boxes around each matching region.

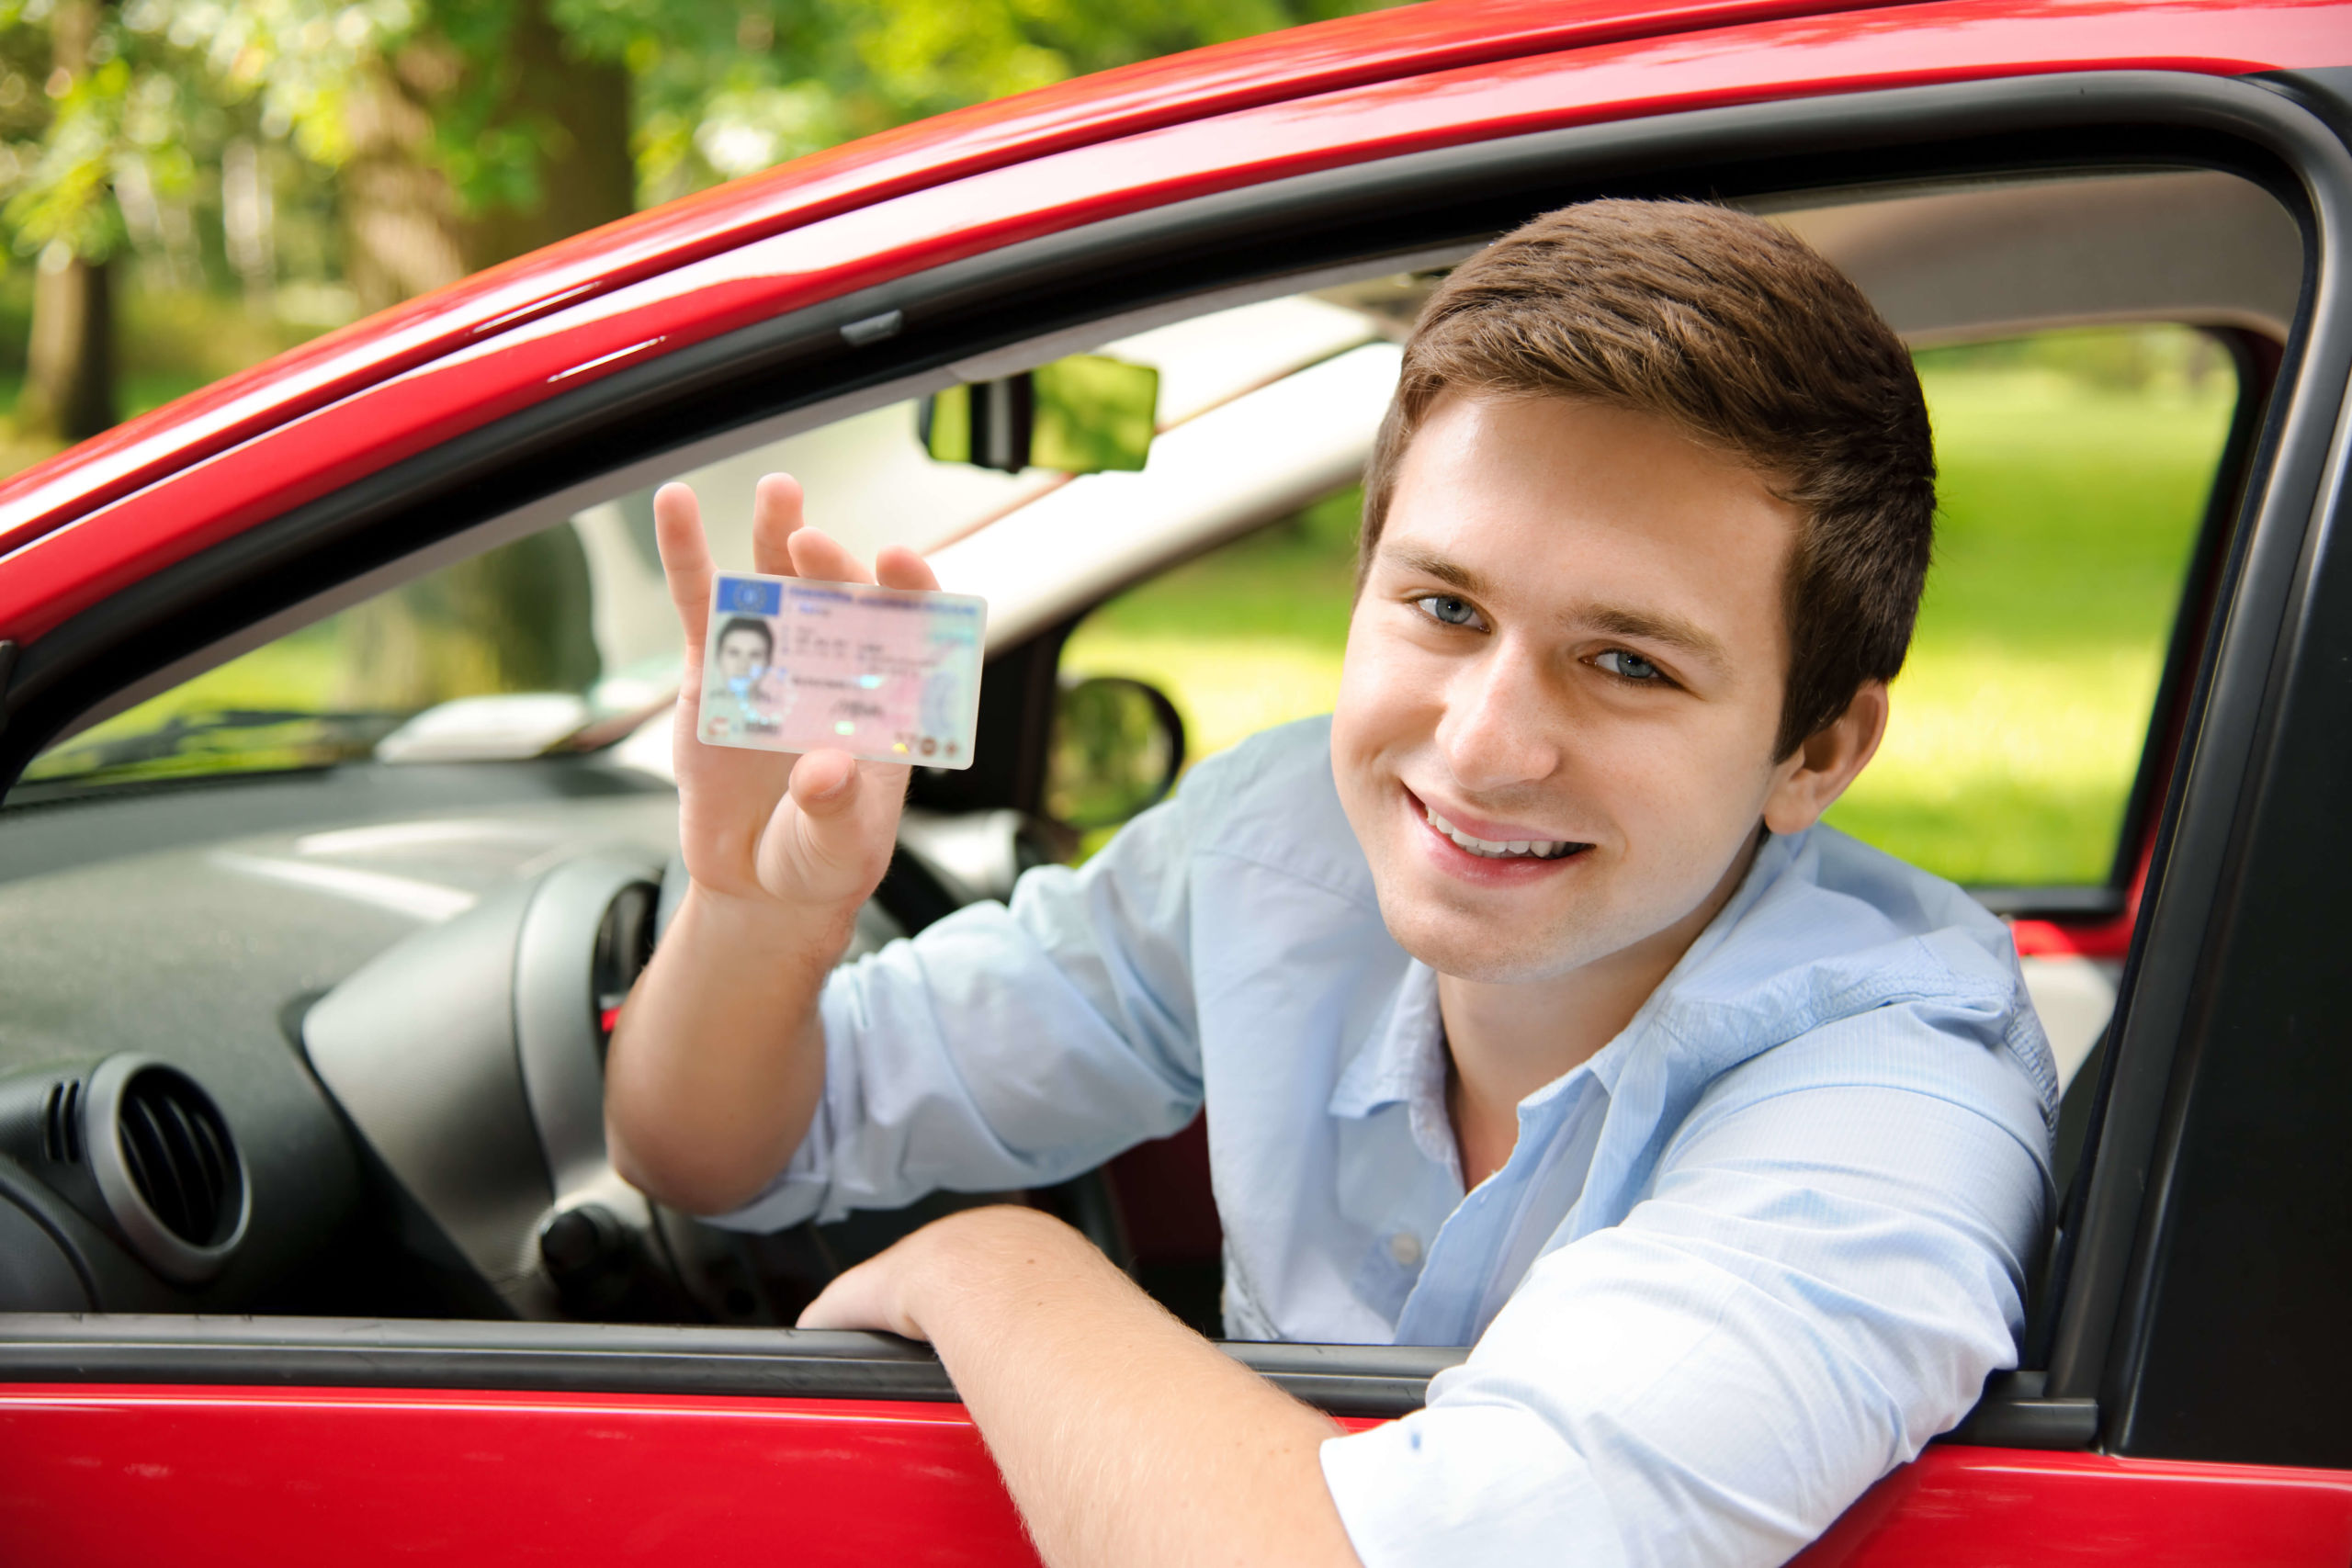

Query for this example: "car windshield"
[20,291,1393,795]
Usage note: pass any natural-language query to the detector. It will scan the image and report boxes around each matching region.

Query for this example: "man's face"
[1331,392,1803,984]
[717,628,769,683]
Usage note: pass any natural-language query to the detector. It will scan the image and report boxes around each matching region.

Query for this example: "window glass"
[20,518,659,792]
[1826,325,2236,886]
[1061,485,1359,766]
[19,288,1386,797]
[1061,324,2240,890]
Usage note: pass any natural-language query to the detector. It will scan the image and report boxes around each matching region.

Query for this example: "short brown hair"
[1361,199,1934,759]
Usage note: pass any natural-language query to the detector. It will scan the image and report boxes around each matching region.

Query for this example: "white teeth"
[1424,806,1577,860]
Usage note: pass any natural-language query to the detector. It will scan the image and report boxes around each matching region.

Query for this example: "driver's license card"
[696,572,987,769]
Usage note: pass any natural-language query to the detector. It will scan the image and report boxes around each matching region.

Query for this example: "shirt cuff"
[1320,1405,1628,1568]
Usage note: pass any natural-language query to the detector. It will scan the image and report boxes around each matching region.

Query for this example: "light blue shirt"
[716,716,2057,1568]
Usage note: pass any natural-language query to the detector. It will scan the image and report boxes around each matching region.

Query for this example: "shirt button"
[1388,1232,1423,1268]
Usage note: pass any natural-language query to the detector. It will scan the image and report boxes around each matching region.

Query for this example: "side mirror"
[1046,676,1186,831]
[920,355,1159,475]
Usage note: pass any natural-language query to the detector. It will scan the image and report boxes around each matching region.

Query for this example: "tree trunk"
[16,247,115,443]
[14,0,117,444]
[339,0,633,312]
[458,1,635,270]
[340,43,468,315]
[331,525,602,714]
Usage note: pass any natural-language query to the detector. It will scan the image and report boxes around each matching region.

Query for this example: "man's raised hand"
[653,474,943,919]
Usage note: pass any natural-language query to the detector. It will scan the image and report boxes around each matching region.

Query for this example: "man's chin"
[1378,900,1611,985]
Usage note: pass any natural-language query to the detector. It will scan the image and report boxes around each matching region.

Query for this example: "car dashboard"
[0,753,1008,1325]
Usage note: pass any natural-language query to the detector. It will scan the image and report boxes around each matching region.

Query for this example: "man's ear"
[1762,682,1889,836]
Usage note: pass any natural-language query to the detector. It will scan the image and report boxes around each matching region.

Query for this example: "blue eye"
[1415,594,1481,628]
[1596,649,1664,682]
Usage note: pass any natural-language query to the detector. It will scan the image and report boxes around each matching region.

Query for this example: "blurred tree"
[132,0,629,709]
[152,0,632,308]
[7,0,122,439]
[328,523,601,712]
[2,0,241,441]
[559,0,1368,205]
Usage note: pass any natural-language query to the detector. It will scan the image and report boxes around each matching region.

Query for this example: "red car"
[2,0,2350,1560]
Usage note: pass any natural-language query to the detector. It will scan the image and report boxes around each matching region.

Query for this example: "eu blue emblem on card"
[718,575,783,616]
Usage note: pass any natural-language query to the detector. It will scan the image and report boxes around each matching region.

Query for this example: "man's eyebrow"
[1383,547,1492,597]
[1577,604,1732,671]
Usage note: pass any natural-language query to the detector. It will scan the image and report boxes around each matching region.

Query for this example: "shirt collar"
[1324,829,1808,1132]
[1328,960,1458,1164]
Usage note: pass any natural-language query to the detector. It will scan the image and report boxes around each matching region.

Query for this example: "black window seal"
[0,73,2341,1447]
[0,1313,1462,1419]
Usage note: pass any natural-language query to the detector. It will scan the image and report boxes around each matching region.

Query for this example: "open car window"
[15,291,1393,798]
[1826,325,2240,897]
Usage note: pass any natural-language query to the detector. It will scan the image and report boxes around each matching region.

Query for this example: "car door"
[5,8,2352,1563]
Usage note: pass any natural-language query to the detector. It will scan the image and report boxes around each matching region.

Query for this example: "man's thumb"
[789,750,860,817]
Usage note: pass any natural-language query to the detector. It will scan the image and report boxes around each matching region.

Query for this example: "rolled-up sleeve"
[1320,1009,2050,1568]
[707,765,1217,1233]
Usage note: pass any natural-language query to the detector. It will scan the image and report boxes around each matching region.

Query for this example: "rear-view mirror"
[920,355,1159,475]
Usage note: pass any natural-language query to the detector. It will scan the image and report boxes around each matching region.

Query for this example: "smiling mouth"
[1422,802,1589,861]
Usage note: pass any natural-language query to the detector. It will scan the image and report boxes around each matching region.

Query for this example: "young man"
[605,200,2055,1568]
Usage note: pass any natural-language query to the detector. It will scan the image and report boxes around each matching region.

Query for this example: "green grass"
[1066,327,2241,888]
[23,622,356,786]
[1826,345,2233,883]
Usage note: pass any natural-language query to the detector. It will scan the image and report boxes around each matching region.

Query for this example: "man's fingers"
[787,526,876,585]
[875,545,942,593]
[796,1250,926,1339]
[652,483,715,649]
[750,473,805,578]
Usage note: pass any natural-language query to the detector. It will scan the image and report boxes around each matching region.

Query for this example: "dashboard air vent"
[41,1078,83,1163]
[118,1068,238,1247]
[85,1055,250,1283]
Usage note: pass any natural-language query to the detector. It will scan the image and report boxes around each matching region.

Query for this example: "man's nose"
[1434,639,1562,790]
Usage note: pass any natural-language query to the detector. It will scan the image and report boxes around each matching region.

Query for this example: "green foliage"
[0,0,209,262]
[557,0,1387,203]
[119,0,418,167]
[1824,329,2235,884]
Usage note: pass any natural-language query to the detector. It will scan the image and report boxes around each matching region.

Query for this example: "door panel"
[0,1385,1042,1565]
[6,1388,2349,1564]
[1797,1445,2352,1567]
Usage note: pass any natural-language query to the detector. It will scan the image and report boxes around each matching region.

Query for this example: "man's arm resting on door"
[801,1204,1363,1568]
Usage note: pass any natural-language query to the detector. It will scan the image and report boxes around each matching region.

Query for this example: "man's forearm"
[603,883,853,1213]
[805,1209,1364,1568]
